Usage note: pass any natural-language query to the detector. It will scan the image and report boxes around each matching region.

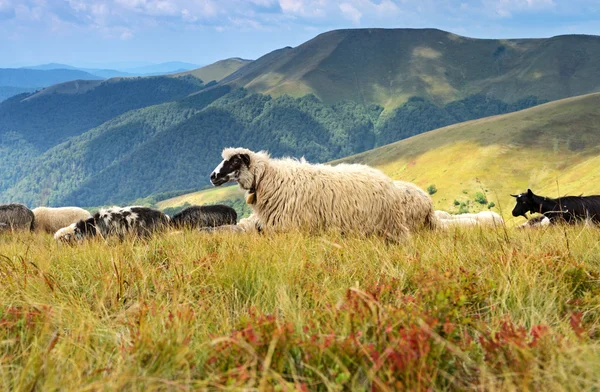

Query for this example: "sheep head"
[211,148,268,190]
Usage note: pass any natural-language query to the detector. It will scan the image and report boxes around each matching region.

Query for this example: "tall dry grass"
[1,225,599,390]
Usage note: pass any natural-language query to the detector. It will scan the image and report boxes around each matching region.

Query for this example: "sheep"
[32,206,91,234]
[517,215,551,229]
[436,211,504,227]
[470,211,504,226]
[237,214,261,232]
[170,205,237,229]
[0,204,34,232]
[209,148,435,241]
[438,217,479,229]
[435,210,453,220]
[54,206,170,242]
[200,213,260,233]
[392,180,437,232]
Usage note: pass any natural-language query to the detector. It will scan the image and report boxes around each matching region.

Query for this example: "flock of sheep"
[0,204,237,241]
[0,147,514,243]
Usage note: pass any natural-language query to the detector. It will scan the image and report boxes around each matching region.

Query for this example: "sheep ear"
[239,153,250,167]
[510,194,518,198]
[527,189,533,196]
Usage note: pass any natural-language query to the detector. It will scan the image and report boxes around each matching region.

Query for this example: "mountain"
[221,29,600,109]
[175,58,252,83]
[0,75,204,150]
[156,92,600,222]
[0,86,37,102]
[24,63,80,71]
[122,62,200,75]
[0,68,103,88]
[23,62,203,78]
[2,29,600,207]
[25,64,132,78]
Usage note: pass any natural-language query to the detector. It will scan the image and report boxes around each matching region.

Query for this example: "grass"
[174,58,251,83]
[1,225,600,390]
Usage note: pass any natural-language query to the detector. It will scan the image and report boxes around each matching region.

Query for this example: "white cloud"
[120,28,133,39]
[248,0,277,6]
[487,0,556,17]
[279,0,304,13]
[278,0,326,17]
[229,16,267,30]
[339,3,362,24]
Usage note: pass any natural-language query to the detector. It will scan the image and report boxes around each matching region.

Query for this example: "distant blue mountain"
[0,68,103,88]
[0,86,38,102]
[23,62,200,78]
[121,62,200,75]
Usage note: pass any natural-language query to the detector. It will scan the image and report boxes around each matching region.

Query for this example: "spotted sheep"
[54,206,170,241]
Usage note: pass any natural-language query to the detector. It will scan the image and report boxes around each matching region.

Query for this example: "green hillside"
[2,29,600,207]
[156,92,600,224]
[175,58,252,83]
[222,29,600,109]
[0,75,204,150]
[341,92,600,224]
[1,81,548,207]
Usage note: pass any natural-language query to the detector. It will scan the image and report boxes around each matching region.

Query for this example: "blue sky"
[1,0,599,68]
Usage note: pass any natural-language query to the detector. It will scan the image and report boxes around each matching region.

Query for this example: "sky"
[1,0,599,68]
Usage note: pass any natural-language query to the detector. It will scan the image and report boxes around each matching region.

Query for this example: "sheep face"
[210,153,250,186]
[55,217,97,242]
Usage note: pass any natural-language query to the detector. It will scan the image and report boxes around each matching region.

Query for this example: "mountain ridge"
[157,92,600,222]
[219,28,600,108]
[2,28,600,207]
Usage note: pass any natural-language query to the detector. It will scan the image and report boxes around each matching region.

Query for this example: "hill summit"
[222,28,600,108]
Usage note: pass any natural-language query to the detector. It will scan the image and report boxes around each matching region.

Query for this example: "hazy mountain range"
[1,28,599,207]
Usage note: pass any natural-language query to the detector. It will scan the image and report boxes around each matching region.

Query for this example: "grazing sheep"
[202,213,260,233]
[438,211,504,227]
[171,205,237,229]
[438,217,479,229]
[209,148,434,241]
[54,206,170,242]
[237,214,261,232]
[392,180,437,232]
[32,206,91,234]
[517,215,551,229]
[435,210,453,220]
[0,204,34,232]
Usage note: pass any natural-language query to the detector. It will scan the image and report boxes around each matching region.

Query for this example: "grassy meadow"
[1,224,600,390]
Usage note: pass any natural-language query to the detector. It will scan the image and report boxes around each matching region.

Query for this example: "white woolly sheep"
[209,148,435,241]
[438,217,479,230]
[32,206,91,234]
[55,206,170,242]
[516,215,551,229]
[436,211,504,227]
[434,210,453,220]
[392,180,437,232]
